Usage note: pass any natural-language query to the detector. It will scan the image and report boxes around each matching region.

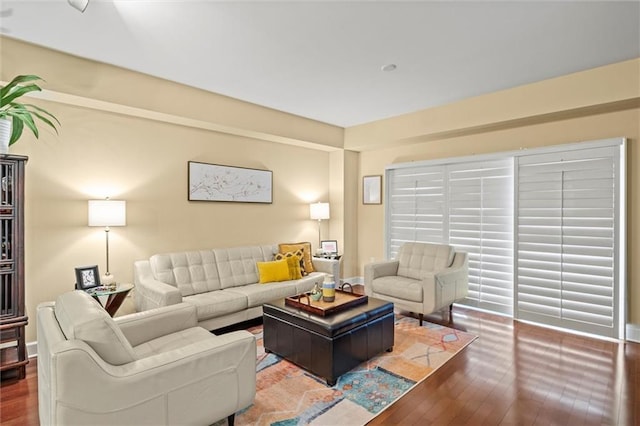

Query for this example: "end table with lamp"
[75,265,133,317]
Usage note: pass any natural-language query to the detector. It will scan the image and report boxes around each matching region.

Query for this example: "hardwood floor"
[1,307,638,425]
[370,308,639,426]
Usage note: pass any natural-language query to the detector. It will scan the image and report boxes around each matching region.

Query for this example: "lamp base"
[101,273,116,289]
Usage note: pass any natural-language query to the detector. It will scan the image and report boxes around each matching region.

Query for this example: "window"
[386,159,514,315]
[516,146,621,337]
[384,138,625,339]
[448,160,514,315]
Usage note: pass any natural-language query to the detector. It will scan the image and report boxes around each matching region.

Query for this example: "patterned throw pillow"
[278,242,315,274]
[274,249,305,277]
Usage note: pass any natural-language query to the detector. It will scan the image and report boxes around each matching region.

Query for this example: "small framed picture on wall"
[363,175,382,204]
[75,265,101,290]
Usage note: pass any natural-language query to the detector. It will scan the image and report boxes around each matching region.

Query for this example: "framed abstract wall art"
[188,161,273,203]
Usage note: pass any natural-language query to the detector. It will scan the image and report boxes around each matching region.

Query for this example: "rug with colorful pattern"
[235,315,476,426]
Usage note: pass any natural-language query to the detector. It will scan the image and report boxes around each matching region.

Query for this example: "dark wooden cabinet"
[0,154,28,380]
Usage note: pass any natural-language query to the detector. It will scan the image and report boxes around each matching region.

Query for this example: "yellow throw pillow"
[284,255,302,280]
[278,242,315,274]
[274,249,304,278]
[257,259,290,284]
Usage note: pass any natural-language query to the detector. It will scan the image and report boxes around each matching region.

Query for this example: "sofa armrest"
[364,260,400,295]
[47,330,256,422]
[134,260,182,311]
[115,303,198,347]
[312,257,340,281]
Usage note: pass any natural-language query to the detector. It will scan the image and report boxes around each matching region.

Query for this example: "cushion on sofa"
[278,242,315,274]
[150,251,221,296]
[183,290,248,321]
[224,282,302,308]
[54,290,137,365]
[257,259,290,283]
[397,243,455,280]
[274,249,304,279]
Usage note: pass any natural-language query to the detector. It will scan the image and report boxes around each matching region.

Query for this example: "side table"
[85,283,134,317]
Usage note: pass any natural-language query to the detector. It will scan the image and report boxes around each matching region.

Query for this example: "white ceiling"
[1,1,639,128]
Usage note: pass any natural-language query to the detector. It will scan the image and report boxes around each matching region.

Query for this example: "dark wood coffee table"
[262,296,394,386]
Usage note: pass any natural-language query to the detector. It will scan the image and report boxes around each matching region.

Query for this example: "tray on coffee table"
[285,288,368,316]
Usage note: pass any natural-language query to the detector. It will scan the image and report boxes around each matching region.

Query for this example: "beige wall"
[1,37,344,342]
[350,60,640,325]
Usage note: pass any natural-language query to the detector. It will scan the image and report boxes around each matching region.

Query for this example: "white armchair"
[37,290,256,426]
[364,242,468,325]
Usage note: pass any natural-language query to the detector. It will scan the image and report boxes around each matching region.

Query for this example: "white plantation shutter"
[386,165,446,259]
[384,138,625,339]
[516,146,620,337]
[386,160,514,315]
[448,160,514,315]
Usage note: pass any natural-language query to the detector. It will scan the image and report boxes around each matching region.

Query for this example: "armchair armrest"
[364,260,400,295]
[115,303,198,347]
[364,260,399,281]
[434,252,469,297]
[49,330,257,421]
[134,260,182,311]
[312,257,341,281]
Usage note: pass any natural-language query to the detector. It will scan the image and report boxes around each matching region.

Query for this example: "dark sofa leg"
[418,313,423,326]
[227,413,235,426]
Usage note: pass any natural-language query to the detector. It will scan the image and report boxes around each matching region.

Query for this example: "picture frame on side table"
[188,161,273,203]
[75,265,101,290]
[363,175,382,204]
[321,240,338,255]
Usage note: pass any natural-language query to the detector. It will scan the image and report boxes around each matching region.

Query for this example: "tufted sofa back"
[214,245,275,289]
[150,250,221,296]
[149,245,278,296]
[396,242,456,280]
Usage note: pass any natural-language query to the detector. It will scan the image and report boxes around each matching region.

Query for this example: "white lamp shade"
[88,200,126,227]
[309,202,330,220]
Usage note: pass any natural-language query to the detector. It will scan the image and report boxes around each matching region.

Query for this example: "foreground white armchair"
[364,242,468,325]
[37,290,256,425]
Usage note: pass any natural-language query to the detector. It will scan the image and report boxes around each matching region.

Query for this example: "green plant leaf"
[1,84,42,107]
[9,109,38,139]
[23,103,60,126]
[8,118,24,146]
[26,108,58,134]
[0,75,43,100]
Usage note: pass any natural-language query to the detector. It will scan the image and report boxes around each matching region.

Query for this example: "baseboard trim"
[343,276,363,285]
[27,341,38,358]
[626,324,640,343]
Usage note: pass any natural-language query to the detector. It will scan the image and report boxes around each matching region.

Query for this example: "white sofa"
[37,290,256,426]
[134,244,340,330]
[364,242,468,325]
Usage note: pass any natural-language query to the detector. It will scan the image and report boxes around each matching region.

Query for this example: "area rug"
[235,315,476,426]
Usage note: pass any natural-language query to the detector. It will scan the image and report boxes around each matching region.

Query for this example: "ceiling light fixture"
[381,64,397,72]
[68,0,89,13]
